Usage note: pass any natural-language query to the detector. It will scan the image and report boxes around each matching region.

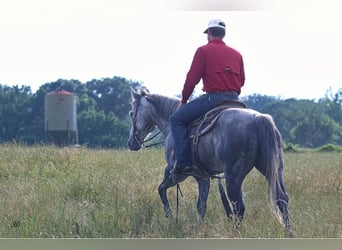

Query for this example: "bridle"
[130,95,165,148]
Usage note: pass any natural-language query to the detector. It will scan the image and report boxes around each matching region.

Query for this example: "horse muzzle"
[127,135,142,151]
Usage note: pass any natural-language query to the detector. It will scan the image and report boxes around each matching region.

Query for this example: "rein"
[176,183,183,224]
[143,125,168,148]
[143,129,165,148]
[144,141,165,148]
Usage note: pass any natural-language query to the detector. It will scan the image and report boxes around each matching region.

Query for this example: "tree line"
[0,77,141,148]
[0,77,341,148]
[241,91,342,147]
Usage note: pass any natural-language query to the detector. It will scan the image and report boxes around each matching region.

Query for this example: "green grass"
[0,145,341,238]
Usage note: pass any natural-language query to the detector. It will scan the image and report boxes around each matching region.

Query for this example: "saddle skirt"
[187,100,247,178]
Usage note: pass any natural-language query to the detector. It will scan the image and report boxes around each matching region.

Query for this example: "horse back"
[192,108,262,173]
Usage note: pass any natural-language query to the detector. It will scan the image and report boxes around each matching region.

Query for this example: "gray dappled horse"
[127,88,290,230]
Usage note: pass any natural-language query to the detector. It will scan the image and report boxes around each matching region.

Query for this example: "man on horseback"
[170,18,245,174]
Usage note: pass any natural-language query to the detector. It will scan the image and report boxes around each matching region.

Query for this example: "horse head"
[127,88,157,150]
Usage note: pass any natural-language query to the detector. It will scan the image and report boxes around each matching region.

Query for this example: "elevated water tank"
[44,89,78,146]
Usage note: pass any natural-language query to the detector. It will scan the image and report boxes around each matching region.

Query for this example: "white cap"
[204,19,226,33]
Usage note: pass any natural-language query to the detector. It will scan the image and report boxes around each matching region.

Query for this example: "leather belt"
[208,91,238,96]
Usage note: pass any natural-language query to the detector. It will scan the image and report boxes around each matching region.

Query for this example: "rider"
[170,18,245,174]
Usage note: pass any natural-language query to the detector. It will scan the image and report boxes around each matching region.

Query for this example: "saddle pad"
[189,100,247,141]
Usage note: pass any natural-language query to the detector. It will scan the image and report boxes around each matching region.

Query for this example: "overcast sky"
[0,0,341,99]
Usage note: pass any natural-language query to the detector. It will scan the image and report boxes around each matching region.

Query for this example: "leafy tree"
[0,77,140,147]
[0,79,340,148]
[77,93,130,147]
[241,94,279,112]
[319,87,342,124]
[244,94,342,147]
[261,99,313,143]
[77,109,129,148]
[85,77,139,119]
[0,85,32,143]
[319,87,342,144]
[290,108,341,147]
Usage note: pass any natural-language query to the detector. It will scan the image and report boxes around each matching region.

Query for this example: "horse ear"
[131,87,150,100]
[140,87,150,96]
[131,87,141,100]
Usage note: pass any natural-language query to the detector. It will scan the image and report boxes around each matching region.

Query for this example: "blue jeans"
[169,92,238,167]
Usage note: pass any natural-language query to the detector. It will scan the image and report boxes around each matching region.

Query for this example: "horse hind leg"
[225,177,246,228]
[218,178,234,220]
[224,157,255,228]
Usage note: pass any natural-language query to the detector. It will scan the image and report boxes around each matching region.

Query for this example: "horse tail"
[255,114,283,211]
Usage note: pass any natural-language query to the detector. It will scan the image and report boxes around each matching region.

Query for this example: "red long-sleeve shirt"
[181,39,245,104]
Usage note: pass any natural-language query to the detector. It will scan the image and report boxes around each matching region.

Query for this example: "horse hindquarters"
[210,118,256,223]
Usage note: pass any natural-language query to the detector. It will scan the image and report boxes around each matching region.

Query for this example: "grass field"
[0,145,341,238]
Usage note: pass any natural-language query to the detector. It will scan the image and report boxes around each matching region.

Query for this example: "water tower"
[44,89,78,146]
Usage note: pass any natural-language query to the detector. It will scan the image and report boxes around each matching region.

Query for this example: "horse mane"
[131,87,179,122]
[146,93,179,119]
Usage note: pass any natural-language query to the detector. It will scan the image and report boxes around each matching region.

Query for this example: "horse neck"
[148,94,179,136]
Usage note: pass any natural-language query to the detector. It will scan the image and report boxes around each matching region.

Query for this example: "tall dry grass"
[0,145,341,238]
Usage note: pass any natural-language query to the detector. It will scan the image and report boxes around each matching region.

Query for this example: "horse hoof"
[164,208,173,218]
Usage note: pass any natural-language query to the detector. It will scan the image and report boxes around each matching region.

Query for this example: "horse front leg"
[158,165,187,218]
[195,177,210,223]
[158,172,173,218]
